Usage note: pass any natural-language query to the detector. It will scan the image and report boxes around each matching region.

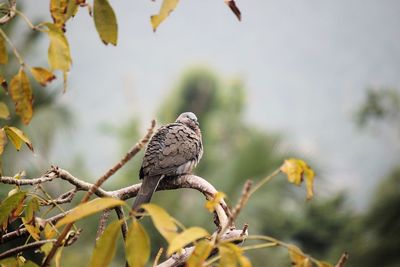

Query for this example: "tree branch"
[0,239,56,260]
[0,0,17,25]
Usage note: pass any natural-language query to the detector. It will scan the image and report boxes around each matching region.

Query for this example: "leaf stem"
[0,27,24,65]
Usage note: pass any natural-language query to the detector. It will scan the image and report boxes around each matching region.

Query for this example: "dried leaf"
[89,220,121,267]
[93,0,118,45]
[0,191,26,226]
[4,126,34,152]
[55,198,126,228]
[224,0,241,21]
[141,203,178,243]
[50,0,68,29]
[9,68,33,124]
[45,23,72,72]
[167,227,209,255]
[125,220,150,267]
[0,34,7,64]
[280,159,315,200]
[205,192,226,212]
[30,67,56,86]
[186,240,213,267]
[0,102,10,119]
[150,0,180,32]
[0,128,6,155]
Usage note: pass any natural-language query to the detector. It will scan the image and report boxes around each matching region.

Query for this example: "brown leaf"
[9,68,33,124]
[224,0,241,21]
[30,67,56,86]
[0,75,7,92]
[50,0,69,30]
[0,33,7,64]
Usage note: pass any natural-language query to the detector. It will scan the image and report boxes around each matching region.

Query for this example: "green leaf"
[141,203,178,243]
[9,68,33,124]
[0,34,7,65]
[186,240,213,267]
[45,23,72,72]
[125,220,150,267]
[30,67,56,86]
[89,220,121,267]
[0,102,10,119]
[55,198,126,228]
[167,227,209,255]
[0,128,7,155]
[93,0,118,45]
[151,0,180,32]
[25,197,39,223]
[4,126,34,152]
[0,191,26,226]
[0,257,19,267]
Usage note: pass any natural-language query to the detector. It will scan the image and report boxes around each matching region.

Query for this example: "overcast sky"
[24,0,400,209]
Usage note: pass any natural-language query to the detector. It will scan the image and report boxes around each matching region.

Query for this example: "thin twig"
[42,120,156,267]
[96,209,111,241]
[0,239,56,260]
[335,252,349,267]
[153,248,163,267]
[0,27,24,65]
[249,168,281,197]
[114,207,128,240]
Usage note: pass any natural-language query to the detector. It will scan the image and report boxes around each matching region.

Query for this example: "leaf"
[39,243,53,257]
[288,245,312,267]
[4,126,34,152]
[93,0,118,45]
[65,0,79,20]
[167,227,209,255]
[0,33,7,64]
[150,0,180,32]
[0,191,26,226]
[224,0,241,21]
[9,68,33,124]
[21,261,39,267]
[0,128,7,155]
[0,75,7,92]
[55,246,64,267]
[30,67,56,86]
[0,257,19,267]
[25,197,39,223]
[89,220,121,267]
[55,198,126,228]
[22,218,40,241]
[0,102,10,119]
[45,23,72,72]
[218,244,237,267]
[50,0,68,29]
[44,223,56,239]
[141,203,178,243]
[280,159,315,200]
[205,192,226,212]
[125,220,150,267]
[186,240,213,267]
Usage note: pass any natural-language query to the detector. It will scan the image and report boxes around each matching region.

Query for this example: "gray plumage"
[132,112,203,215]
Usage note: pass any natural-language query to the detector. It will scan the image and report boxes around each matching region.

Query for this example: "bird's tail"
[132,175,164,218]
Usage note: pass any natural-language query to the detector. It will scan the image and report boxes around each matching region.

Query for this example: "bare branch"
[96,209,111,241]
[0,0,17,25]
[0,239,56,260]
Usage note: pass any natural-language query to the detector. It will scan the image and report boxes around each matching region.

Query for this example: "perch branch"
[335,252,349,267]
[0,0,16,25]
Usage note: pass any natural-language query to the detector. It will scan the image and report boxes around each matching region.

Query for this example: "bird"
[132,112,203,216]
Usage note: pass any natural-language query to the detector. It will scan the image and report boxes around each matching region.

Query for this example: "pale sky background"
[23,0,400,209]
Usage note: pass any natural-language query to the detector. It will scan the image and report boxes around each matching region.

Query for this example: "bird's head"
[176,112,200,131]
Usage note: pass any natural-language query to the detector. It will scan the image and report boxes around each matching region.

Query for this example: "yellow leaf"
[89,220,121,267]
[0,257,19,267]
[93,0,118,45]
[4,126,34,152]
[218,244,238,267]
[30,67,56,86]
[167,227,209,255]
[238,255,252,267]
[24,197,39,223]
[50,0,68,29]
[65,0,79,20]
[9,68,33,124]
[141,203,178,243]
[205,192,226,212]
[45,23,72,72]
[187,240,213,267]
[288,245,312,267]
[55,246,63,267]
[44,223,56,239]
[0,34,7,64]
[150,0,180,32]
[280,159,315,200]
[40,243,54,257]
[0,102,10,119]
[0,128,7,155]
[22,218,40,241]
[125,220,150,267]
[55,198,126,228]
[0,192,26,226]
